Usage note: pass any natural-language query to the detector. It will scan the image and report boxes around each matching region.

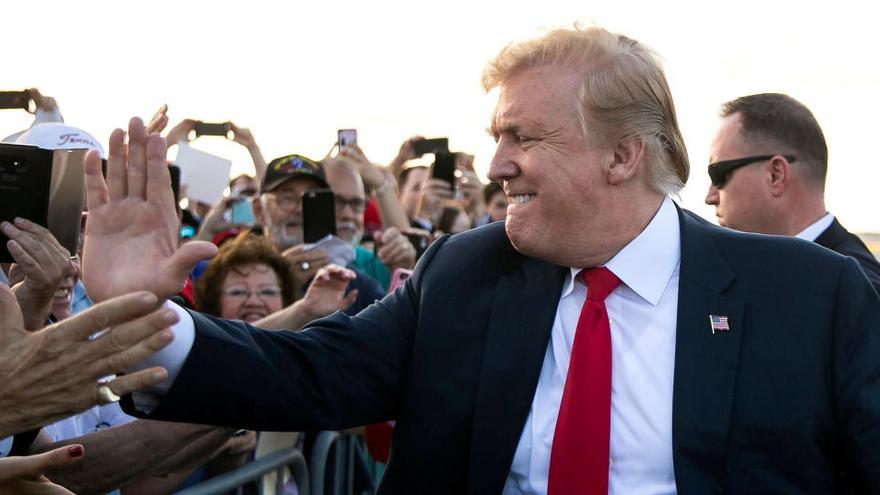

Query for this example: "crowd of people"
[1,22,879,495]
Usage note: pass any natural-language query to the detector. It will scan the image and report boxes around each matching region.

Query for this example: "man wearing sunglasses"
[705,93,880,292]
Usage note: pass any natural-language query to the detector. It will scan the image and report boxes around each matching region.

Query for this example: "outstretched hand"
[81,117,218,303]
[298,264,358,321]
[0,444,84,495]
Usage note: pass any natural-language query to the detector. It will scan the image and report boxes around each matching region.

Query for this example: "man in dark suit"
[81,27,880,494]
[705,93,880,292]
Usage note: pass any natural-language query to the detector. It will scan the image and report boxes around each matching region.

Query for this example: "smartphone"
[0,91,32,111]
[338,129,357,147]
[230,197,255,226]
[193,121,231,138]
[387,268,413,293]
[412,137,449,157]
[302,189,336,244]
[431,151,456,189]
[0,144,85,263]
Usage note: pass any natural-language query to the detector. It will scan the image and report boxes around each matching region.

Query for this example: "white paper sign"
[175,142,232,205]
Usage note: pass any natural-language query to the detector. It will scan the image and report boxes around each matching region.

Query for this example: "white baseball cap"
[12,123,105,158]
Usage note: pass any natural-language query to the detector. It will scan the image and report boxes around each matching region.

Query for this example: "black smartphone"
[406,232,430,257]
[0,91,32,111]
[338,129,357,147]
[0,144,85,263]
[431,151,456,189]
[302,189,336,244]
[193,121,231,137]
[412,137,449,157]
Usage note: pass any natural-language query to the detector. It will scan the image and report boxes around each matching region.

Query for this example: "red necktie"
[547,267,621,495]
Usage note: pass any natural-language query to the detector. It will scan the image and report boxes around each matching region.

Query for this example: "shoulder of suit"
[680,208,849,267]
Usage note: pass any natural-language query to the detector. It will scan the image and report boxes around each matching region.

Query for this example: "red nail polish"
[69,445,84,457]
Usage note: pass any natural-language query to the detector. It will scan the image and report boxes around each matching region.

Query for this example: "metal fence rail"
[176,447,309,495]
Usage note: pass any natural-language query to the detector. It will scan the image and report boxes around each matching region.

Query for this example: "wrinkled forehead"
[491,64,585,131]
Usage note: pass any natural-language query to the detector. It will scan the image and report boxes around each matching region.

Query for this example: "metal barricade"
[176,447,309,495]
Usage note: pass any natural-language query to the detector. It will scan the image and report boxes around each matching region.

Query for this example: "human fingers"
[145,134,174,208]
[378,240,411,267]
[146,104,169,135]
[127,117,148,199]
[0,444,83,482]
[84,149,109,209]
[106,128,128,201]
[0,284,25,334]
[340,290,358,309]
[46,292,160,342]
[100,366,168,399]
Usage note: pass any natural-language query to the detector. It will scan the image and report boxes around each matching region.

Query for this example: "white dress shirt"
[795,212,834,242]
[504,196,680,495]
[133,198,681,495]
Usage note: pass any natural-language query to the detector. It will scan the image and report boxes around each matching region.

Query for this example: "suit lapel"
[672,210,745,491]
[467,249,567,495]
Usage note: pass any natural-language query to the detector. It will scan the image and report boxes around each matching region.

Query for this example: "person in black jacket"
[705,92,880,292]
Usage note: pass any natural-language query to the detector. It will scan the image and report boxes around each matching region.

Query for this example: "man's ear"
[767,156,790,197]
[252,196,266,226]
[607,135,646,185]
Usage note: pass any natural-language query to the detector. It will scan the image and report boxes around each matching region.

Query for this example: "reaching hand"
[146,104,169,135]
[81,117,218,303]
[298,265,358,321]
[0,444,84,495]
[373,227,416,271]
[0,286,174,438]
[3,218,72,330]
[227,122,256,149]
[163,118,197,150]
[338,144,386,191]
[282,245,330,294]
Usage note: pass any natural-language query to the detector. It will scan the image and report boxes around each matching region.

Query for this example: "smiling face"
[487,63,625,266]
[219,262,284,323]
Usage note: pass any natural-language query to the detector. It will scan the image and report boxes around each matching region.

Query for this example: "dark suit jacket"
[815,217,880,293]
[126,209,880,494]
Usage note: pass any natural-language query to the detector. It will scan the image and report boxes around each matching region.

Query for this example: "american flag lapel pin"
[709,314,730,334]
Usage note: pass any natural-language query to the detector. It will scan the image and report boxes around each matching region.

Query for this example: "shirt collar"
[561,196,681,306]
[795,212,834,242]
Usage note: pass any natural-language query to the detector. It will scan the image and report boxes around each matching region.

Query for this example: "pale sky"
[3,0,878,231]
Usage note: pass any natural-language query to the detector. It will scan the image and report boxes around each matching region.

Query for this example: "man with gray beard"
[252,153,384,314]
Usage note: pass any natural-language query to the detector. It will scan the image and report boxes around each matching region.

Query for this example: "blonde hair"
[482,24,689,194]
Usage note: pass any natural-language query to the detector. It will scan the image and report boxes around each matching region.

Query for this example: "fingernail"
[69,445,84,457]
[0,222,15,235]
[152,369,168,382]
[162,309,179,324]
[13,217,28,227]
[140,293,158,305]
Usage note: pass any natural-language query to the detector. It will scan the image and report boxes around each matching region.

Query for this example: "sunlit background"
[3,0,878,235]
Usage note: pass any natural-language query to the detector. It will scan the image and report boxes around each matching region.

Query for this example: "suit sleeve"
[832,257,880,489]
[121,235,452,432]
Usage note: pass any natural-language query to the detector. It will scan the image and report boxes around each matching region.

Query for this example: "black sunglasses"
[707,154,797,188]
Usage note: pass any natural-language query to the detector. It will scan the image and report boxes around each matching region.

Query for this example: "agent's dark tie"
[548,267,621,495]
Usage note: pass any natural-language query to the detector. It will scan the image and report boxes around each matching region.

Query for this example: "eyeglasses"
[266,191,301,209]
[335,196,366,213]
[708,154,797,188]
[223,286,283,300]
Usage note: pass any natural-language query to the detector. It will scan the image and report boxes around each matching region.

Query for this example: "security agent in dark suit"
[705,93,880,292]
[81,27,880,495]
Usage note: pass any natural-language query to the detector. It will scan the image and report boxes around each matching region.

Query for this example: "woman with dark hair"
[195,233,356,329]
